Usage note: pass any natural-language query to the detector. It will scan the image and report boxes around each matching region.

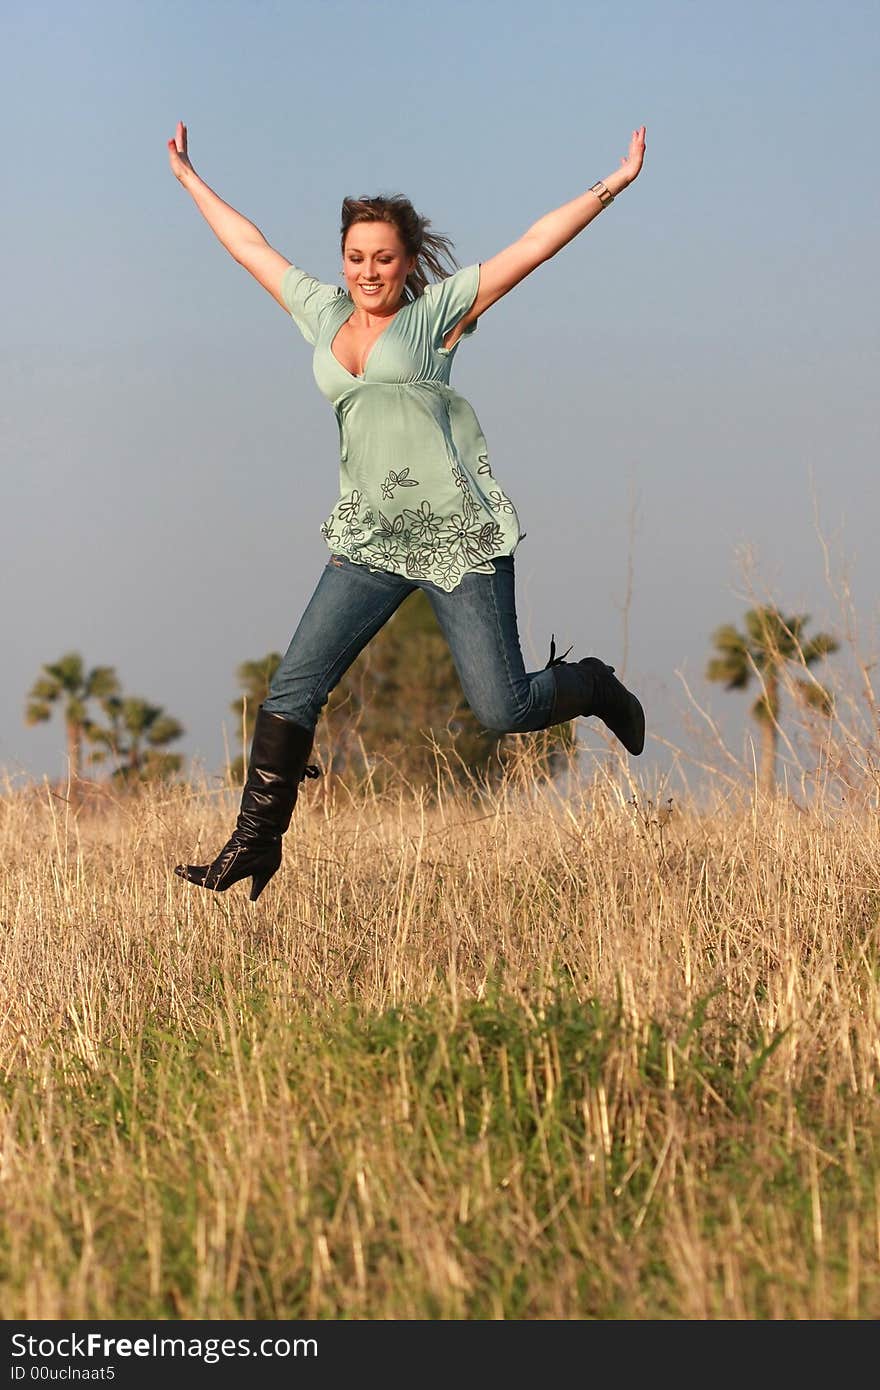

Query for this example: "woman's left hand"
[618,126,647,185]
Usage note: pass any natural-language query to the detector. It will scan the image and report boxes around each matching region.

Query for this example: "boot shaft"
[236,707,317,840]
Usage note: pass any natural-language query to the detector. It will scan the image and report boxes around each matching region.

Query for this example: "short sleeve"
[281,264,345,345]
[422,263,480,353]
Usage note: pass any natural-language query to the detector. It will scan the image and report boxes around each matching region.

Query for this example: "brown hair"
[340,193,459,302]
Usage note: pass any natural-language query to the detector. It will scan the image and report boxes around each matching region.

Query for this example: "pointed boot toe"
[547,655,646,755]
[175,862,210,887]
[615,689,645,756]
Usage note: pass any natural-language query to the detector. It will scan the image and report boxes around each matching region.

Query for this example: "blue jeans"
[262,553,558,734]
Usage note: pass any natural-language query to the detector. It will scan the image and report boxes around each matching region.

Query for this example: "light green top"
[281,262,523,592]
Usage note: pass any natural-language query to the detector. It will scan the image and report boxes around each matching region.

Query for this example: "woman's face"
[342,221,415,314]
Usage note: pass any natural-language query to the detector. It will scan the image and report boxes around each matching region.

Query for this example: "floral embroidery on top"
[336,490,362,523]
[489,489,515,514]
[380,467,419,500]
[404,500,443,542]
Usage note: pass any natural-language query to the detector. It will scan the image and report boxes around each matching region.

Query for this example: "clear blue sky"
[4,0,878,790]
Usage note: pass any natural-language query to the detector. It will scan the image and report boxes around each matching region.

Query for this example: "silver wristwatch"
[589,180,615,208]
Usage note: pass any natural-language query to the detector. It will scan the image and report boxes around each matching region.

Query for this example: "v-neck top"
[280,261,522,592]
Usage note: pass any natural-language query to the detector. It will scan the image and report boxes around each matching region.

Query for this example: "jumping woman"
[169,121,648,901]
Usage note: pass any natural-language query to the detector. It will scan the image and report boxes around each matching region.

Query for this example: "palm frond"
[795,678,834,714]
[801,632,839,665]
[147,715,184,747]
[27,675,60,702]
[709,623,748,655]
[706,655,750,689]
[45,653,85,689]
[87,666,120,699]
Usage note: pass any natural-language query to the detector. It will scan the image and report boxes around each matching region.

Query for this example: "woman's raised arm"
[457,127,647,331]
[167,121,292,310]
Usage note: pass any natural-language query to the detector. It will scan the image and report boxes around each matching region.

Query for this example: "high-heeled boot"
[545,639,645,755]
[175,706,320,901]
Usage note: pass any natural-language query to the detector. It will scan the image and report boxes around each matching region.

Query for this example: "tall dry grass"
[1,731,878,1320]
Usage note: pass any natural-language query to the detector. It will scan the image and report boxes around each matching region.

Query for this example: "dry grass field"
[2,736,879,1319]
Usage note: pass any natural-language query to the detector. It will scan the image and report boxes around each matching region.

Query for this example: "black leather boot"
[546,641,645,755]
[175,707,319,901]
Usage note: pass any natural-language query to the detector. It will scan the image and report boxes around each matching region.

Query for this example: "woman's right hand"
[167,120,196,182]
[617,126,647,186]
[164,121,291,307]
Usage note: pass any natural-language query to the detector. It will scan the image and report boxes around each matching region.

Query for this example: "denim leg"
[263,555,415,731]
[423,557,557,733]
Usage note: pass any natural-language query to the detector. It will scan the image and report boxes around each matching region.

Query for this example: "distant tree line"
[26,600,838,799]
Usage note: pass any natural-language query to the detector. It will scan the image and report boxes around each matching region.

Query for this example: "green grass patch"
[2,977,878,1318]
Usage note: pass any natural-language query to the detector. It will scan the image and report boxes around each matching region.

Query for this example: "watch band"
[589,180,615,208]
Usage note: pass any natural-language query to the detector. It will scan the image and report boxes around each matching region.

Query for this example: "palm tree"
[88,695,184,785]
[706,606,838,793]
[25,653,119,786]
